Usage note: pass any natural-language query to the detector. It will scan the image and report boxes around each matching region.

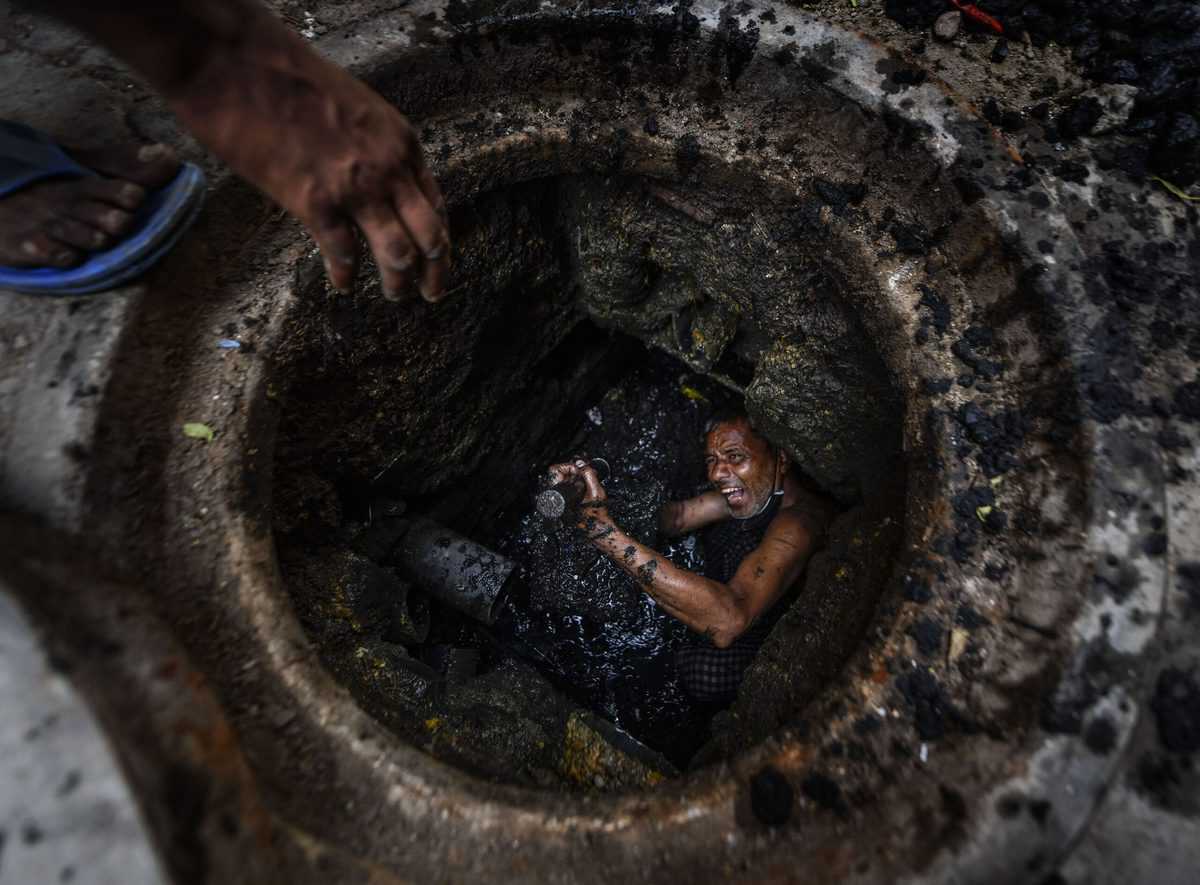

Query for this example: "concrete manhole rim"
[174,0,1147,849]
[0,1,1159,879]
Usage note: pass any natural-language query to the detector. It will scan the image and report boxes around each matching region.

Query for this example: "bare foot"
[0,142,181,268]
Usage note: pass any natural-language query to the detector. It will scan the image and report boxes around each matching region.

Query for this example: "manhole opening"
[271,170,910,790]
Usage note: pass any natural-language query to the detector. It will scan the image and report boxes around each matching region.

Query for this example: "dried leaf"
[949,627,970,664]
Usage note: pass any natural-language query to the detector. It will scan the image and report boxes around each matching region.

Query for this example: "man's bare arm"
[587,506,815,647]
[548,459,815,645]
[658,490,729,537]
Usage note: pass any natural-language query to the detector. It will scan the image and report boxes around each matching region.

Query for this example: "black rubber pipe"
[393,517,516,625]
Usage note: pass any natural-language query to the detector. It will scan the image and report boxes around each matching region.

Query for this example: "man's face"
[704,419,781,519]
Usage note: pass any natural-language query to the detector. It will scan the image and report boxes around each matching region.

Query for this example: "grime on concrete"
[1,0,1198,881]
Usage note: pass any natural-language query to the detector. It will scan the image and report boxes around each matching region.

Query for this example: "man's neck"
[779,473,804,510]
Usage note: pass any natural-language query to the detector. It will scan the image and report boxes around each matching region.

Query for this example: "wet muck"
[493,359,728,765]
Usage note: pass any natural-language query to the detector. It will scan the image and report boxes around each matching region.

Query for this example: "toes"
[72,201,136,238]
[132,143,181,186]
[79,178,146,212]
[14,233,79,268]
[395,171,450,303]
[356,203,417,301]
[70,142,181,189]
[47,217,110,251]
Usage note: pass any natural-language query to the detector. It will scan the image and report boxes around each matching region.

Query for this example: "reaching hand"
[49,0,451,302]
[170,30,450,301]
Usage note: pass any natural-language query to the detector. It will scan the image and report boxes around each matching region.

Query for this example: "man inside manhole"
[548,413,832,707]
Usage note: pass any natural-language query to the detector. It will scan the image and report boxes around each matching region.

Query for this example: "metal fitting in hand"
[534,457,610,521]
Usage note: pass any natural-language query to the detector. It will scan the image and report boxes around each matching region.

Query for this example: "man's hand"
[546,459,611,535]
[166,10,450,301]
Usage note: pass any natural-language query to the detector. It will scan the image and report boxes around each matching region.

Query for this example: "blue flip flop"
[0,120,206,295]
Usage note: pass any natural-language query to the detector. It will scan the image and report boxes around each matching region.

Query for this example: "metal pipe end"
[535,488,567,520]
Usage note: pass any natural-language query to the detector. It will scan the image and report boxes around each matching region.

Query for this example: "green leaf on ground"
[183,422,215,442]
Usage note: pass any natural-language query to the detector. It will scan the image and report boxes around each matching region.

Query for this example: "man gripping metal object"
[547,412,832,708]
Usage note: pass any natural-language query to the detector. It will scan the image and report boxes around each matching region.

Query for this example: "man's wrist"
[578,505,617,543]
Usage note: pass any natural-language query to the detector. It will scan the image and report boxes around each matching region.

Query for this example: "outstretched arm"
[550,461,816,647]
[658,490,729,537]
[34,0,449,301]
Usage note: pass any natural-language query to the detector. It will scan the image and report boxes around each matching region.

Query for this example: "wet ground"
[489,352,739,766]
[880,0,1199,186]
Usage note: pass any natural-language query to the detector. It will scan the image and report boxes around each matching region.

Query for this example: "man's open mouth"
[720,487,746,506]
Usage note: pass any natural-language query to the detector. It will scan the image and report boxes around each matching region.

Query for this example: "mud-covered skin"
[556,414,826,655]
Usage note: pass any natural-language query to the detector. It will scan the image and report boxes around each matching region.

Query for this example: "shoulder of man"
[776,490,834,542]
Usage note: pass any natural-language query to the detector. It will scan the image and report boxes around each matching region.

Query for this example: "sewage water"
[487,354,740,765]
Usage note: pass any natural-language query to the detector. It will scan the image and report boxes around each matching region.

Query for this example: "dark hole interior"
[271,170,909,791]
